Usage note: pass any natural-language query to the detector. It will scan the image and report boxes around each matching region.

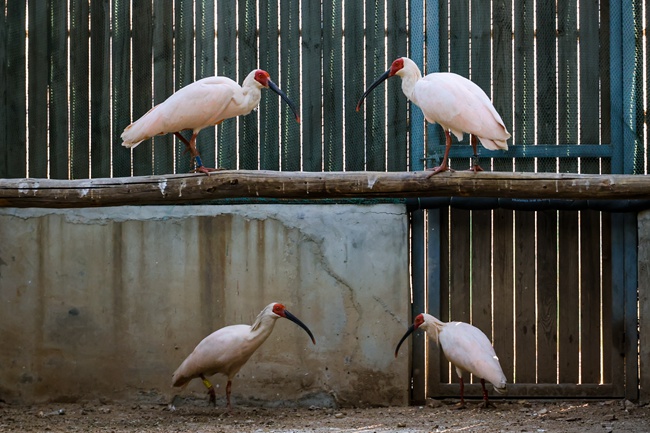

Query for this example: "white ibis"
[395,313,507,408]
[121,70,300,174]
[171,302,315,410]
[356,57,510,174]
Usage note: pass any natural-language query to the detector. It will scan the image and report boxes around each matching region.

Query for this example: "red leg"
[454,375,467,409]
[426,130,455,176]
[468,135,484,173]
[200,374,216,407]
[226,380,232,412]
[174,131,219,175]
[480,378,495,409]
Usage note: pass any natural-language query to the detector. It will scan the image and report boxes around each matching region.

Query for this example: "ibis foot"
[453,401,467,410]
[480,400,497,409]
[193,166,222,176]
[425,165,455,177]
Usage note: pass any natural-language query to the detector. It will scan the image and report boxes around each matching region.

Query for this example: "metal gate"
[407,0,641,402]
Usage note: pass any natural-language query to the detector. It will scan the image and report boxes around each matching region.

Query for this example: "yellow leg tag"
[202,378,213,389]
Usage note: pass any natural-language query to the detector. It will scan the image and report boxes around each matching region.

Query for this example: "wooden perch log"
[0,170,648,208]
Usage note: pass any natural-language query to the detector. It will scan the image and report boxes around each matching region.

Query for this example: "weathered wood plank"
[49,0,69,179]
[344,0,364,171]
[558,210,579,383]
[151,0,174,175]
[580,209,602,384]
[448,0,470,171]
[439,207,451,384]
[386,0,408,171]
[280,0,301,171]
[514,209,536,383]
[175,0,195,173]
[238,0,257,170]
[322,1,343,171]
[471,209,493,384]
[438,383,617,398]
[111,0,131,177]
[536,209,558,383]
[131,0,153,176]
[601,212,613,386]
[1,171,649,208]
[28,1,48,178]
[71,0,90,179]
[90,0,111,178]
[536,0,556,174]
[0,0,6,177]
[364,0,386,171]
[216,0,236,170]
[301,0,322,172]
[492,208,515,386]
[258,0,280,170]
[195,0,216,170]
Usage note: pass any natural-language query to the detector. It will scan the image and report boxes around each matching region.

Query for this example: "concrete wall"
[0,204,410,407]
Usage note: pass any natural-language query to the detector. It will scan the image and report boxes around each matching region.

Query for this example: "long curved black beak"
[394,324,416,358]
[268,79,300,123]
[356,69,391,111]
[284,309,316,345]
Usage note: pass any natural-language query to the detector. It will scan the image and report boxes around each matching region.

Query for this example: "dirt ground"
[1,397,649,433]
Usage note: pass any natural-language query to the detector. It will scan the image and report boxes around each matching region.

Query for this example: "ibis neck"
[249,311,278,342]
[399,67,422,101]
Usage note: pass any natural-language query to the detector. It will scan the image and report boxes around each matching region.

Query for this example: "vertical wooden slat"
[449,208,471,386]
[216,0,237,170]
[322,0,343,171]
[514,210,536,383]
[447,0,469,171]
[174,0,194,173]
[557,0,578,174]
[580,0,601,151]
[131,1,153,176]
[90,0,111,178]
[151,0,174,175]
[28,1,48,178]
[559,210,579,383]
[386,1,407,171]
[599,1,611,154]
[491,0,515,387]
[70,0,90,179]
[536,209,558,383]
[0,0,6,177]
[301,1,322,172]
[48,0,68,179]
[470,0,491,169]
[259,0,280,170]
[238,0,258,170]
[471,209,492,385]
[195,0,215,170]
[536,0,556,173]
[439,207,450,384]
[343,0,364,171]
[580,209,602,384]
[280,0,301,171]
[364,0,386,172]
[492,207,514,386]
[601,212,613,384]
[111,0,131,177]
[4,1,27,178]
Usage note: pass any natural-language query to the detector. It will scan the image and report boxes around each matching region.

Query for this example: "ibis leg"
[174,132,219,175]
[453,375,467,409]
[226,380,233,411]
[426,130,454,176]
[480,378,496,409]
[200,374,217,407]
[468,135,484,172]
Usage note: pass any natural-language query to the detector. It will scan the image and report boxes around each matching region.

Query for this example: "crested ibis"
[356,57,510,174]
[395,313,507,408]
[171,302,315,410]
[121,70,300,174]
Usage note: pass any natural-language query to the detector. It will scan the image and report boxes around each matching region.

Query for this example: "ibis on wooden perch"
[171,302,315,411]
[395,313,507,408]
[357,57,510,174]
[121,70,300,174]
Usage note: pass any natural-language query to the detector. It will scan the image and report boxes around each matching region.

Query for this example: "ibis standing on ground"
[171,303,316,410]
[356,57,510,174]
[121,70,300,174]
[395,313,507,408]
